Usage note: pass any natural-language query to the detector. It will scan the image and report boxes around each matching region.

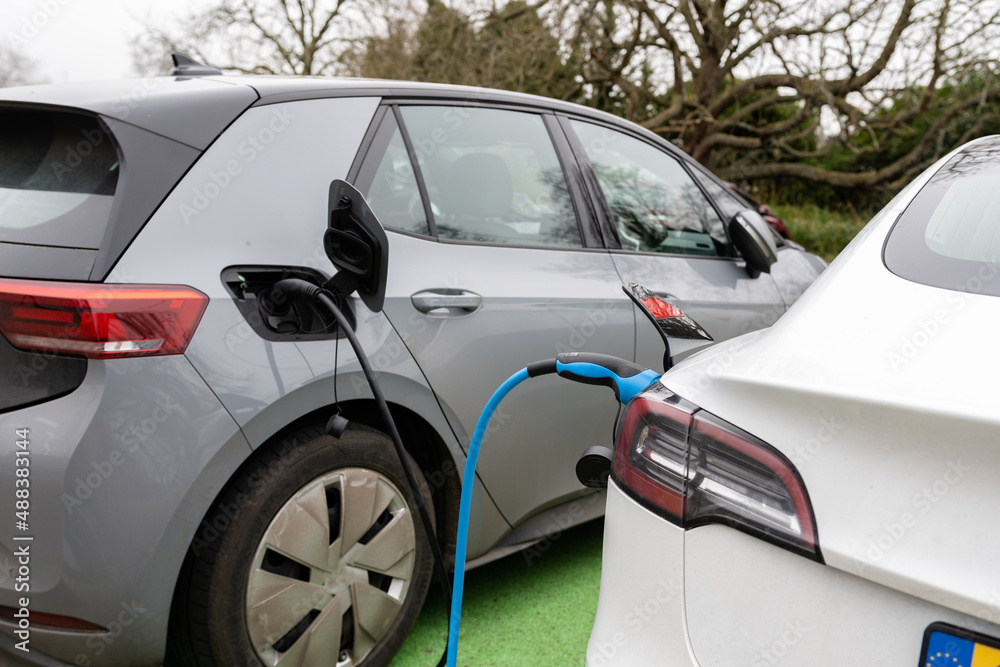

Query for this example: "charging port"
[221,265,355,341]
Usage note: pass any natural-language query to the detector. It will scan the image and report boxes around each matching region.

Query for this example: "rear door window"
[0,110,119,249]
[397,105,583,248]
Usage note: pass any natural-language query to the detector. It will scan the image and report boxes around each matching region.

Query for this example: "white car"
[588,136,1000,666]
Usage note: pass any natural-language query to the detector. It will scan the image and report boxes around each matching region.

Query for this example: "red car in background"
[726,182,790,239]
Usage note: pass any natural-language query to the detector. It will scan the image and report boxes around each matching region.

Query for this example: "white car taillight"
[614,385,821,561]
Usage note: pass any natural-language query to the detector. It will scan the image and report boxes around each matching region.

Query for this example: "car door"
[354,104,633,531]
[561,117,787,372]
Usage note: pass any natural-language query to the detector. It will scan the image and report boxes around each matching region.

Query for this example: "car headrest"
[443,153,513,218]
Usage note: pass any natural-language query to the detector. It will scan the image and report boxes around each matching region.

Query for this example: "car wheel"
[171,423,434,667]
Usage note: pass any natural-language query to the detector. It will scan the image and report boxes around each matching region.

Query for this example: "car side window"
[399,106,582,248]
[358,113,430,235]
[570,120,731,257]
[690,169,746,222]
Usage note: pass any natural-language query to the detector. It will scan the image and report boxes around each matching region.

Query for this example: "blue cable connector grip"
[554,353,661,404]
[446,354,660,667]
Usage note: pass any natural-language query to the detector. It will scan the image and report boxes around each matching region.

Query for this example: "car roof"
[0,74,684,156]
[0,76,259,149]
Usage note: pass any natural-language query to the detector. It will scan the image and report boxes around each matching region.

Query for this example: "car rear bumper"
[0,355,250,666]
[589,481,1000,666]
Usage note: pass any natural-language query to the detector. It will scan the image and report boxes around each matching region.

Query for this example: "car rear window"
[883,137,1000,297]
[0,110,119,250]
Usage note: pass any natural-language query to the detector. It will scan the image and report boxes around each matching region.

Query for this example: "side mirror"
[729,209,778,278]
[324,179,389,313]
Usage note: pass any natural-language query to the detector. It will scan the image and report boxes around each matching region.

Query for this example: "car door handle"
[411,290,483,313]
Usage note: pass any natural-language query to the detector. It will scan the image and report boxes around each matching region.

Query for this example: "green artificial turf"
[391,518,606,666]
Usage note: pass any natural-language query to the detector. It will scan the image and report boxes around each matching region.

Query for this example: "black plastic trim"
[90,117,202,280]
[542,114,601,249]
[555,115,621,249]
[346,104,388,185]
[392,106,438,238]
[0,244,97,280]
[0,334,87,414]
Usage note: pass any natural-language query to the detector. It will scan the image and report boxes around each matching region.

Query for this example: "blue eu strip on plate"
[920,623,1000,667]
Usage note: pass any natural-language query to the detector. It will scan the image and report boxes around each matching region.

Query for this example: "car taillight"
[640,295,685,319]
[0,278,208,359]
[614,385,821,561]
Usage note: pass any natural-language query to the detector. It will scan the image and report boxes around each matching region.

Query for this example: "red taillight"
[614,386,821,561]
[640,296,684,319]
[0,279,208,359]
[614,391,693,523]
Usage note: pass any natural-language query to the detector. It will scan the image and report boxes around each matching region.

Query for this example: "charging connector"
[447,355,660,667]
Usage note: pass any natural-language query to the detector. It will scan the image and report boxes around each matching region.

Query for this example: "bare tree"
[132,0,390,76]
[570,0,1000,188]
[0,45,42,87]
[132,0,1000,191]
[348,0,580,98]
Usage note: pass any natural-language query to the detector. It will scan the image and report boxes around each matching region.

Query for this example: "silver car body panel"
[0,356,251,666]
[609,252,788,373]
[381,233,632,526]
[0,77,827,666]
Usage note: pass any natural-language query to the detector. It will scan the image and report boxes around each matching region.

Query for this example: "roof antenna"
[170,52,223,77]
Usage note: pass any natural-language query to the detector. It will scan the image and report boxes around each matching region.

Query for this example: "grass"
[773,203,869,263]
[392,519,605,666]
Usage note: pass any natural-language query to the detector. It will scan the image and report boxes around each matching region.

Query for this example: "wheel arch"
[164,396,461,663]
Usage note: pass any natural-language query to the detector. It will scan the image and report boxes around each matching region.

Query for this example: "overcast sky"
[3,0,205,83]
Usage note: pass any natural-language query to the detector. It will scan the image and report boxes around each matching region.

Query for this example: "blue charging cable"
[447,352,660,667]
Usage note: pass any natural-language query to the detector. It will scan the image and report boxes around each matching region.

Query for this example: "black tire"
[169,423,434,667]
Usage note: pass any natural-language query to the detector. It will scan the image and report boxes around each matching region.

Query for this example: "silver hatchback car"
[0,57,825,667]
